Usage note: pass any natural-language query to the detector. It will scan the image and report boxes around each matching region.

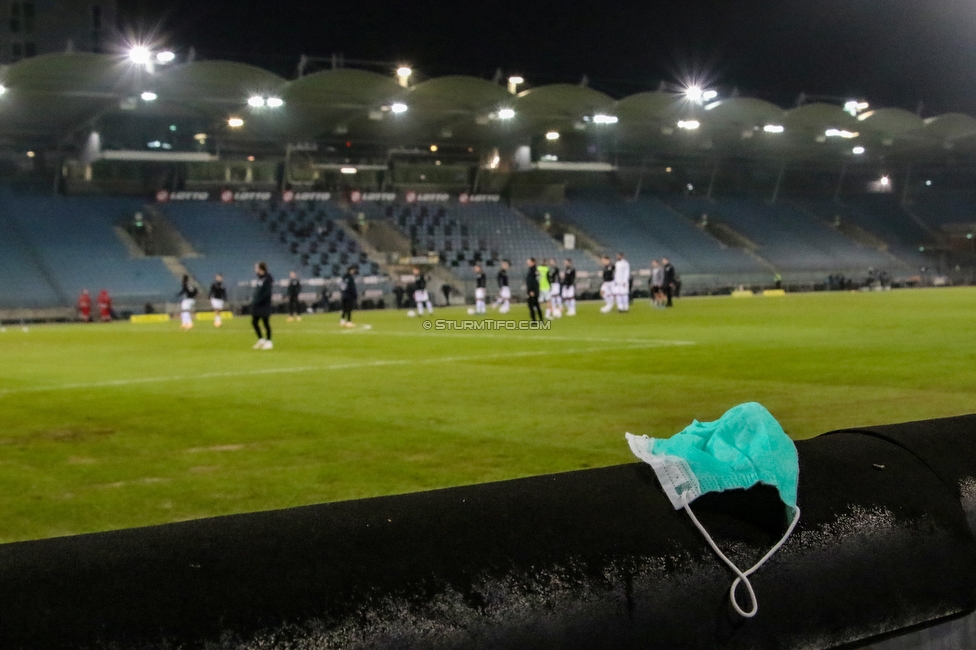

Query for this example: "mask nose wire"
[681,490,801,618]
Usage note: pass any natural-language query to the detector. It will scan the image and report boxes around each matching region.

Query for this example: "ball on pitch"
[407,310,417,317]
[467,307,476,315]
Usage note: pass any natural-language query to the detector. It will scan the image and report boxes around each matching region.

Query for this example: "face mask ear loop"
[681,491,800,618]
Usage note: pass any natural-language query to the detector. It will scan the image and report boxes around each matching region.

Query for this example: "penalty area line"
[0,341,690,398]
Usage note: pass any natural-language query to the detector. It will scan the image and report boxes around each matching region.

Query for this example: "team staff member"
[286,271,302,322]
[209,274,227,327]
[339,265,358,328]
[525,258,542,322]
[251,262,274,350]
[412,267,434,315]
[662,257,677,308]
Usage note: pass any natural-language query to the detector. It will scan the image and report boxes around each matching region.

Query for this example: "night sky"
[120,0,976,115]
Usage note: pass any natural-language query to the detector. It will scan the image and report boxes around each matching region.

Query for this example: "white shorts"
[540,290,551,302]
[562,285,575,299]
[210,298,224,311]
[551,283,561,298]
[475,287,486,300]
[180,298,195,311]
[414,290,429,303]
[499,286,511,300]
[613,282,629,296]
[600,282,613,297]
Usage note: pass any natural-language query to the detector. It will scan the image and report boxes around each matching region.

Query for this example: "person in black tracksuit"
[251,262,274,349]
[286,271,302,321]
[525,258,542,322]
[662,257,676,308]
[340,265,358,327]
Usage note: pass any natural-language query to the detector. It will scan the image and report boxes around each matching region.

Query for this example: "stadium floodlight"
[128,46,152,66]
[430,144,438,152]
[880,175,890,186]
[227,117,244,128]
[593,114,619,124]
[26,151,35,158]
[825,129,858,139]
[545,131,560,140]
[702,90,718,101]
[497,108,516,120]
[248,96,266,107]
[0,84,6,95]
[926,179,933,186]
[266,97,284,108]
[508,75,524,94]
[763,124,784,133]
[140,91,157,101]
[677,120,700,130]
[340,167,358,174]
[396,66,412,88]
[390,102,408,114]
[685,86,704,103]
[156,51,175,64]
[852,146,865,155]
[844,100,870,116]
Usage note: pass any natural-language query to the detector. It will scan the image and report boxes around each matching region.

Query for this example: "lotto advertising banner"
[155,190,502,204]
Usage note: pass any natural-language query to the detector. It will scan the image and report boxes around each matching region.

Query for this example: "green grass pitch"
[1,287,975,543]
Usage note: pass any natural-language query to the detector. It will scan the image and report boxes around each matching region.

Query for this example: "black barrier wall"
[2,416,976,649]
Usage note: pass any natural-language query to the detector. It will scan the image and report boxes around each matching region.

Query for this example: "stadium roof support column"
[833,161,849,203]
[706,160,719,200]
[770,160,786,205]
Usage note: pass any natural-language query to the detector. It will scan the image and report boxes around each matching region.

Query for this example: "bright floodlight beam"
[880,175,890,186]
[0,84,6,95]
[227,117,244,128]
[852,146,865,155]
[545,131,560,140]
[677,119,700,130]
[247,96,266,107]
[507,75,524,94]
[593,114,618,124]
[763,124,784,133]
[128,46,151,66]
[396,66,412,88]
[140,91,157,101]
[340,167,358,174]
[685,86,704,103]
[266,97,284,108]
[497,108,515,120]
[156,51,175,64]
[701,90,718,101]
[390,102,408,114]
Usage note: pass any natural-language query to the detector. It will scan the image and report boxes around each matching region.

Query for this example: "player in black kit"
[339,265,358,327]
[525,258,542,322]
[492,259,511,314]
[473,264,488,314]
[562,259,577,316]
[176,275,198,330]
[412,267,433,315]
[286,271,302,322]
[251,262,274,350]
[208,274,227,328]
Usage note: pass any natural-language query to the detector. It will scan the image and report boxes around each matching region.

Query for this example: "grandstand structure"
[2,50,976,315]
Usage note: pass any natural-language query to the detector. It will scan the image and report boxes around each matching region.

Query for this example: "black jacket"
[252,273,274,314]
[287,279,301,300]
[208,282,227,300]
[526,266,540,295]
[341,273,358,301]
[663,263,676,285]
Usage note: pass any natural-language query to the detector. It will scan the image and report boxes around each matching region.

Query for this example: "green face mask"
[625,402,800,618]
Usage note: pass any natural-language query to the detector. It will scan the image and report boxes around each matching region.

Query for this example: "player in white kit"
[599,255,615,313]
[412,267,434,315]
[493,260,511,314]
[208,274,227,327]
[613,252,631,312]
[176,275,198,330]
[561,258,577,316]
[473,264,487,314]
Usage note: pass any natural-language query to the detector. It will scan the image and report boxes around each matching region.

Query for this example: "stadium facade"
[2,51,976,316]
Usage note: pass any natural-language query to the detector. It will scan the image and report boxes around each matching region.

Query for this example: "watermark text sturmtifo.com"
[423,319,552,331]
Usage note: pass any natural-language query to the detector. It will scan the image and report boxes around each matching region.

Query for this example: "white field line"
[0,341,692,398]
[300,330,696,346]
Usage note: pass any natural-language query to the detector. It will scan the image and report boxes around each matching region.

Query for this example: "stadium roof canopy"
[2,52,976,162]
